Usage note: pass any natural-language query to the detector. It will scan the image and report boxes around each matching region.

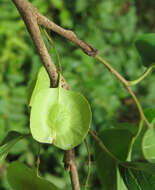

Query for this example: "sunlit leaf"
[117,168,128,190]
[142,119,155,163]
[7,161,61,190]
[28,66,50,107]
[131,108,155,161]
[30,76,92,150]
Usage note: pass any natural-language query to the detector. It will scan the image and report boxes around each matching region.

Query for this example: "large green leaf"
[119,165,155,190]
[94,128,133,190]
[135,33,155,67]
[7,161,61,190]
[142,119,155,163]
[0,131,28,162]
[30,76,92,150]
[93,128,155,189]
[28,66,50,107]
[94,146,117,190]
[115,122,138,136]
[97,129,133,161]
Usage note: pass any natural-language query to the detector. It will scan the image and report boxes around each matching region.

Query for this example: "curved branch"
[129,63,155,86]
[95,55,150,128]
[37,13,97,56]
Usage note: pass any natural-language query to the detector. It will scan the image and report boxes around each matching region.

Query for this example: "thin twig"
[37,13,97,56]
[127,120,144,161]
[42,28,62,72]
[84,139,91,190]
[89,129,118,161]
[95,55,150,128]
[12,0,68,89]
[129,63,155,86]
[36,143,41,177]
[126,86,150,128]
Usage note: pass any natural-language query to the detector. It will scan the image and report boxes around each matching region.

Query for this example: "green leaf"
[94,146,117,190]
[135,33,155,67]
[0,131,28,162]
[119,165,155,190]
[7,161,61,190]
[30,76,92,150]
[98,129,134,161]
[28,66,50,107]
[93,129,133,190]
[121,161,155,175]
[115,122,138,136]
[131,108,155,161]
[144,108,155,123]
[117,168,128,190]
[142,119,155,163]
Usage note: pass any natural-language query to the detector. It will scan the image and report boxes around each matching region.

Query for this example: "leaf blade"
[0,131,28,162]
[7,161,61,190]
[30,87,92,150]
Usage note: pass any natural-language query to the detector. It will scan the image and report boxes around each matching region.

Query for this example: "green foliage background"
[0,0,155,189]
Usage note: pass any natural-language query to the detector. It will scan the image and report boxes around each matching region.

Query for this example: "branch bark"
[11,0,96,189]
[37,13,97,56]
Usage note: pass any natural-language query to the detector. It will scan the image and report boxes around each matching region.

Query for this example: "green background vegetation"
[0,0,155,189]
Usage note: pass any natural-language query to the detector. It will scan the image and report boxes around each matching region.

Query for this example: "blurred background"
[0,0,155,189]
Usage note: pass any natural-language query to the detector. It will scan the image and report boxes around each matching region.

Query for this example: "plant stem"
[89,129,118,162]
[42,28,62,72]
[36,143,41,177]
[129,63,155,86]
[126,86,150,128]
[84,139,91,190]
[95,55,150,129]
[89,129,153,171]
[95,55,129,86]
[127,120,144,161]
[63,150,81,190]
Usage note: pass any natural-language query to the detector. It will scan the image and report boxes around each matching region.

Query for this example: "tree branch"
[12,0,68,89]
[63,150,81,190]
[37,13,97,56]
[11,0,81,189]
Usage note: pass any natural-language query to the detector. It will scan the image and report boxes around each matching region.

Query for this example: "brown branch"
[63,150,81,190]
[12,0,68,89]
[37,13,97,56]
[11,0,81,189]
